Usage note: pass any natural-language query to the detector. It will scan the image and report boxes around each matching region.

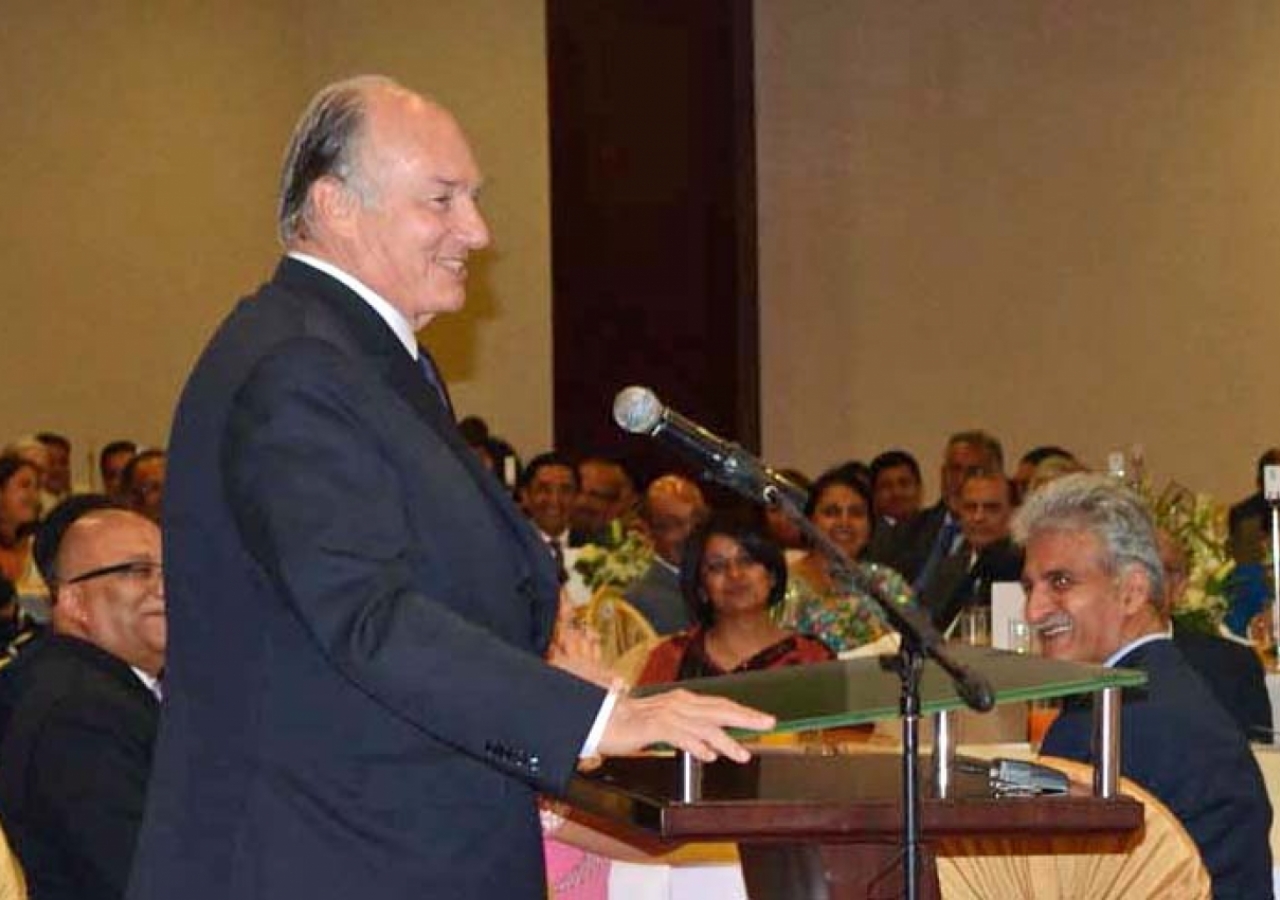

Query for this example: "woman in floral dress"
[775,468,913,654]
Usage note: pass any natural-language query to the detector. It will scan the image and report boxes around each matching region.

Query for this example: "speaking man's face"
[341,92,491,328]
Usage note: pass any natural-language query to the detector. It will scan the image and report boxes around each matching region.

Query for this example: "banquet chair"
[936,755,1210,900]
[0,819,27,900]
[582,588,658,667]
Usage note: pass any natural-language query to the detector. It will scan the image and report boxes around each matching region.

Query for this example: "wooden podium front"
[569,750,1143,899]
[570,649,1151,899]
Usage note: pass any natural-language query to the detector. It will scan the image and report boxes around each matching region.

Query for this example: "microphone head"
[612,386,664,434]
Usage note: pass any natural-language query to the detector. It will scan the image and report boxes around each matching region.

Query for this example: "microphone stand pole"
[759,486,992,900]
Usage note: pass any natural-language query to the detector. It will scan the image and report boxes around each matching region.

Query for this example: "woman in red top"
[636,513,834,686]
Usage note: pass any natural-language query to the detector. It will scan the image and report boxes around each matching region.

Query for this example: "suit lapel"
[269,259,560,598]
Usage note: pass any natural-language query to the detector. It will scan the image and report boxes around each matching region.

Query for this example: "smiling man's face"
[1022,529,1134,663]
[314,88,491,329]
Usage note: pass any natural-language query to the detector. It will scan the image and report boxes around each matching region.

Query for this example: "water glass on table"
[959,606,991,646]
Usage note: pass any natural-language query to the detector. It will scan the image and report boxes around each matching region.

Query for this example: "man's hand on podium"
[599,688,776,763]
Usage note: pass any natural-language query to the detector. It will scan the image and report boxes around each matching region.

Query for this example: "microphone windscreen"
[612,386,664,434]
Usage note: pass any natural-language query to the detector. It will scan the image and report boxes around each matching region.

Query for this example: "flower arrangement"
[1138,479,1233,635]
[571,519,654,591]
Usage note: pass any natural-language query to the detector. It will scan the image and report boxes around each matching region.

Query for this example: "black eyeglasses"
[62,560,163,586]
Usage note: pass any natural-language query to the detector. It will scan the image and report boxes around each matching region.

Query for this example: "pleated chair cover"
[936,755,1210,900]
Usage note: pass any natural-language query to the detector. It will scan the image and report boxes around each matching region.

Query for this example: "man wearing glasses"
[0,496,164,900]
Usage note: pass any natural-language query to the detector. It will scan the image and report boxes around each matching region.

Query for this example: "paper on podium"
[990,582,1026,650]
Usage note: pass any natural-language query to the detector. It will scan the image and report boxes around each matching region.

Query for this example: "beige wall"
[0,0,552,487]
[756,0,1280,502]
[8,2,1280,504]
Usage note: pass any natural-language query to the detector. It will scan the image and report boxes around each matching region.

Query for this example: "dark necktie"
[416,347,454,420]
[547,537,568,585]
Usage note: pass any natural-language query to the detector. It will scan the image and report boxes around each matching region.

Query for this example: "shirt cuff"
[579,681,625,758]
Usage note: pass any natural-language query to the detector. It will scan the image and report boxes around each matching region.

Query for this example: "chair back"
[0,818,27,900]
[936,755,1211,900]
[583,588,657,666]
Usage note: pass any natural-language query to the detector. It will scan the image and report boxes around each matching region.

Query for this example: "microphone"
[612,386,795,505]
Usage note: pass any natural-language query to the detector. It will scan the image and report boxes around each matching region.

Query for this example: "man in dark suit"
[570,456,637,547]
[918,469,1022,631]
[869,430,1003,590]
[1156,529,1272,743]
[1017,475,1272,899]
[0,496,164,900]
[127,76,771,900]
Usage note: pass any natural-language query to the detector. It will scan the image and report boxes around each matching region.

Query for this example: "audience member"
[919,468,1022,631]
[518,453,580,584]
[3,438,48,520]
[870,450,923,527]
[1227,447,1280,565]
[36,433,73,504]
[623,475,708,635]
[97,441,137,502]
[457,416,520,490]
[775,468,912,654]
[869,430,1003,590]
[1011,445,1076,502]
[0,496,164,900]
[0,457,41,596]
[1156,529,1272,744]
[119,449,166,525]
[634,514,832,685]
[1024,453,1086,497]
[1017,474,1271,898]
[570,457,636,546]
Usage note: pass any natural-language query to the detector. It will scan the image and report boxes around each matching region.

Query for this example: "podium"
[569,647,1148,900]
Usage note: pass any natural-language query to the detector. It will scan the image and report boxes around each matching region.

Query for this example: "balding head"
[53,509,166,676]
[643,475,708,566]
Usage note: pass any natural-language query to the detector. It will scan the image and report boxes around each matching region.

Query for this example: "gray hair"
[277,75,399,245]
[1012,473,1164,603]
[947,429,1005,469]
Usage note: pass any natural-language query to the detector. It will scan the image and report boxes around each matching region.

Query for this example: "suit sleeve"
[223,338,605,792]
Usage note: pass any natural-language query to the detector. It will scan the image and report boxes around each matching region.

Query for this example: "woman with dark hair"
[775,467,913,654]
[635,514,833,685]
[0,456,41,590]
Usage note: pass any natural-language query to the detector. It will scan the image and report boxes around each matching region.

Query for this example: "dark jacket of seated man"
[0,634,160,900]
[1172,622,1273,745]
[1042,639,1272,899]
[917,537,1023,632]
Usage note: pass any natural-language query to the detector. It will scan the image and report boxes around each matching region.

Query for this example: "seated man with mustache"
[1016,475,1271,899]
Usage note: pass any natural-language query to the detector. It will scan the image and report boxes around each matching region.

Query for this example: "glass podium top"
[631,645,1147,734]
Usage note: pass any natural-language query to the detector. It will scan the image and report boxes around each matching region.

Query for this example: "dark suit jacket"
[128,259,606,900]
[866,502,950,585]
[1173,622,1273,744]
[0,634,159,900]
[1041,639,1272,899]
[623,558,690,635]
[917,538,1024,631]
